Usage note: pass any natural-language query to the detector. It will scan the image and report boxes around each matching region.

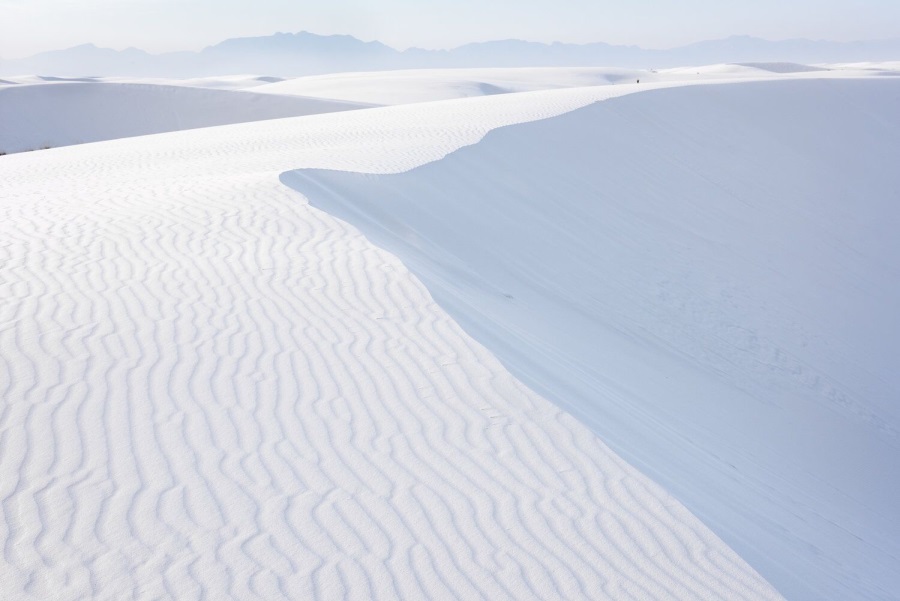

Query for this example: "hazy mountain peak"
[2,32,899,77]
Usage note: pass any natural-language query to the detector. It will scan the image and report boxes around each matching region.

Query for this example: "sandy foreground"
[1,65,898,599]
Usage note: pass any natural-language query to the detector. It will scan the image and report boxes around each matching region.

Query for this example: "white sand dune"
[733,61,829,72]
[0,84,783,600]
[2,64,892,157]
[0,81,367,154]
[252,63,895,105]
[166,74,288,89]
[827,60,900,71]
[282,78,900,600]
[251,67,642,105]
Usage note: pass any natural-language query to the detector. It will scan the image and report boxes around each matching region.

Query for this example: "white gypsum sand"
[282,77,900,600]
[249,62,899,104]
[4,62,896,155]
[0,81,368,154]
[0,83,783,600]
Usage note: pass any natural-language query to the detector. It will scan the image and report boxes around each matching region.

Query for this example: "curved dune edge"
[5,61,896,156]
[283,78,900,600]
[0,82,793,599]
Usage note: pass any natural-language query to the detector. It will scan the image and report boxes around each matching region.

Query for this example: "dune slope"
[0,84,782,599]
[252,67,641,105]
[0,81,366,154]
[283,78,900,600]
[253,63,899,105]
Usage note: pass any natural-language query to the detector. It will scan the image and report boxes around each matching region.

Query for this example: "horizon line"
[4,30,899,61]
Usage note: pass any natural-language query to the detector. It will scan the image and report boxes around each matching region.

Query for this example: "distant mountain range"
[2,32,899,77]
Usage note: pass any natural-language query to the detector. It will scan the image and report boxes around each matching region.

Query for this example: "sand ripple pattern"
[1,85,781,599]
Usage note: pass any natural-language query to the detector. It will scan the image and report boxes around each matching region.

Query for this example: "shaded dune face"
[284,78,900,601]
[0,82,367,154]
[2,62,895,154]
[0,81,784,600]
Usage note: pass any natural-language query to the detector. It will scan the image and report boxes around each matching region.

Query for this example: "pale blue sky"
[1,0,898,59]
